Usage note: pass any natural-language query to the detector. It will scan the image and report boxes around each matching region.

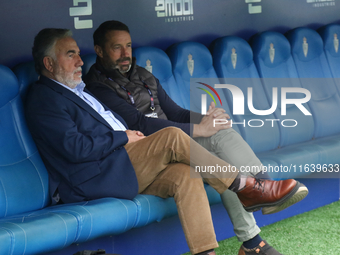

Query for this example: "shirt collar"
[51,78,86,95]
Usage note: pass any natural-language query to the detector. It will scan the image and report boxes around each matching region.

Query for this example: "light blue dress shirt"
[53,79,127,131]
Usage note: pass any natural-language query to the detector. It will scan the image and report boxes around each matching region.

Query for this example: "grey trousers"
[194,128,262,242]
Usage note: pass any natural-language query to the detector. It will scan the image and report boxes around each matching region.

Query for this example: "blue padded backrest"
[81,53,97,76]
[252,31,314,147]
[318,24,340,93]
[212,36,259,78]
[252,31,299,79]
[211,36,268,114]
[210,36,279,152]
[0,65,50,217]
[12,61,39,101]
[167,41,240,134]
[286,27,340,138]
[286,27,333,78]
[133,46,185,108]
[167,42,221,109]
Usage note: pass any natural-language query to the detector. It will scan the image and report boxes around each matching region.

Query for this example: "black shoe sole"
[243,181,309,214]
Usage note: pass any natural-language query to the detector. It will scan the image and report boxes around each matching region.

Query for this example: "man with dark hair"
[84,20,308,255]
[26,28,307,255]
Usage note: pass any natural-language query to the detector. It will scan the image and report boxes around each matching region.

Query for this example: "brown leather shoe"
[236,177,308,214]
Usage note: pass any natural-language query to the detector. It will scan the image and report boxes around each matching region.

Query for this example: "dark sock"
[195,249,214,255]
[242,234,263,249]
[255,170,271,179]
[229,171,270,193]
[228,173,247,192]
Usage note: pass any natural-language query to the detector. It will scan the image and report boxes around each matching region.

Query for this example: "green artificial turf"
[182,200,340,255]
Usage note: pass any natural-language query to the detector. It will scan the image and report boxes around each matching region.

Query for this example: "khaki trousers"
[124,127,239,254]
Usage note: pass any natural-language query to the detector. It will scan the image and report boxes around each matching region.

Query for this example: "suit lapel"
[40,76,120,130]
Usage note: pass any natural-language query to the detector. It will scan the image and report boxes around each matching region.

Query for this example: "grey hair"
[32,28,73,74]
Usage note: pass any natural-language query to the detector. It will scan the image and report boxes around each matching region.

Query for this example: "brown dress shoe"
[236,177,308,214]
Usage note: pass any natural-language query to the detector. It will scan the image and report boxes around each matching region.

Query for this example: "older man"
[26,28,307,255]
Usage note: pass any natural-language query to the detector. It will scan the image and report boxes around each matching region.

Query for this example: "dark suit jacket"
[25,76,138,204]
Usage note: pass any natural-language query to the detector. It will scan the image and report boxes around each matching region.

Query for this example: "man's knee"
[162,126,185,134]
[159,126,188,139]
[212,127,244,144]
[215,127,238,137]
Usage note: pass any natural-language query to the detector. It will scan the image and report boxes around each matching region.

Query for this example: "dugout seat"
[210,36,280,153]
[251,31,314,147]
[286,27,340,138]
[167,41,240,134]
[133,46,185,108]
[318,23,340,94]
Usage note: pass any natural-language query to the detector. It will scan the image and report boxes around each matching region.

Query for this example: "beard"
[115,58,132,74]
[102,51,132,74]
[54,67,82,89]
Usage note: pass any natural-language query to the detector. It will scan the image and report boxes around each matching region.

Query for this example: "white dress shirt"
[53,79,127,131]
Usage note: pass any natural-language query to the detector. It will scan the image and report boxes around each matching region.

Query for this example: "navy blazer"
[25,76,138,204]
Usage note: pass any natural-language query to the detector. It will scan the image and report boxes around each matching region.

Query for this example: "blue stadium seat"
[252,32,299,79]
[81,53,97,76]
[212,36,260,78]
[167,41,240,134]
[34,197,138,242]
[285,27,340,167]
[318,23,340,93]
[0,65,49,217]
[286,27,333,78]
[133,46,185,108]
[286,27,340,138]
[251,31,314,147]
[12,61,39,101]
[211,36,280,153]
[0,64,78,254]
[250,31,326,178]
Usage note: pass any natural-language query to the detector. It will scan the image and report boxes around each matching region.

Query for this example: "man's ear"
[94,45,104,58]
[43,56,54,73]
